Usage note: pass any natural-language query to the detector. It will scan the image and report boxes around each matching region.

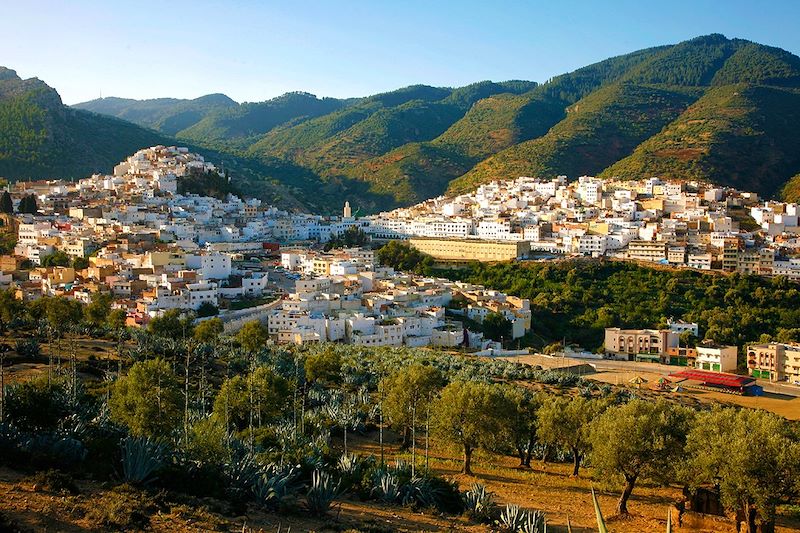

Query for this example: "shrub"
[21,434,87,468]
[30,469,79,495]
[85,484,156,530]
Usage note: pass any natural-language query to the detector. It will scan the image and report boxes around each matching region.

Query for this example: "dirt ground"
[588,370,800,420]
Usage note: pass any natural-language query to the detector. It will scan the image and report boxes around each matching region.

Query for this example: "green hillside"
[8,34,800,213]
[176,92,347,146]
[602,84,800,196]
[0,67,167,179]
[449,35,800,198]
[74,93,237,136]
[451,83,699,193]
[781,173,800,202]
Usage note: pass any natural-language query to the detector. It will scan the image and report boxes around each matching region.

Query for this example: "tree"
[84,292,112,327]
[589,399,693,515]
[17,194,38,214]
[212,366,290,433]
[148,309,194,339]
[304,347,343,385]
[0,289,22,333]
[40,250,72,267]
[504,386,540,467]
[537,395,606,476]
[381,363,443,449]
[194,318,224,344]
[196,300,219,318]
[683,407,800,533]
[45,296,83,333]
[236,319,268,353]
[107,308,127,331]
[109,358,182,438]
[433,380,514,475]
[71,256,89,270]
[0,191,12,214]
[482,312,513,343]
[376,241,434,274]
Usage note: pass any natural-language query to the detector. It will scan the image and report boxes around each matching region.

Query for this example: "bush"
[84,484,157,530]
[30,469,79,495]
[21,434,87,468]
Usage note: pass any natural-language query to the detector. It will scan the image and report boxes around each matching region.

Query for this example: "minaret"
[343,200,352,218]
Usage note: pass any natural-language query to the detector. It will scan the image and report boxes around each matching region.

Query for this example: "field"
[2,337,799,532]
[2,431,800,532]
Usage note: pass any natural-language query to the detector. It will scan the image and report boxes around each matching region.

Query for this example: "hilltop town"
[2,146,800,386]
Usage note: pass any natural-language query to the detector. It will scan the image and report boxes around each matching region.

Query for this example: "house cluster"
[603,322,800,384]
[269,247,532,348]
[364,176,800,277]
[0,147,363,326]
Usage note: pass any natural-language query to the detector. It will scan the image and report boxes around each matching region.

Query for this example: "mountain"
[75,91,348,147]
[0,68,314,211]
[0,67,167,180]
[453,35,800,199]
[73,93,238,136]
[8,34,800,214]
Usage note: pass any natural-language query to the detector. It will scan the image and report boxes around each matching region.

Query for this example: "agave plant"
[462,483,494,520]
[253,464,300,509]
[499,504,546,533]
[399,476,442,508]
[22,433,88,466]
[224,449,261,495]
[305,469,342,515]
[371,471,400,503]
[337,453,360,476]
[499,503,525,530]
[120,436,166,485]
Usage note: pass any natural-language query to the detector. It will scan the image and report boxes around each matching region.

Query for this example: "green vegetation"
[73,93,238,136]
[432,259,800,352]
[0,68,165,181]
[780,173,800,202]
[589,399,693,514]
[0,289,798,529]
[12,34,798,213]
[376,240,435,274]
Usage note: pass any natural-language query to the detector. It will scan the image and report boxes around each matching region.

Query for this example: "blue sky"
[5,0,800,104]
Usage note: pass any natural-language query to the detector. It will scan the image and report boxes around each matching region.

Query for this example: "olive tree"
[504,386,540,468]
[588,399,693,515]
[537,395,607,476]
[433,380,514,475]
[381,363,443,449]
[194,317,224,344]
[683,407,800,533]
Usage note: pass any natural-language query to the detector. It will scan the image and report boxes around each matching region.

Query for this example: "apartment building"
[627,241,667,263]
[408,238,530,262]
[746,342,800,382]
[604,327,680,361]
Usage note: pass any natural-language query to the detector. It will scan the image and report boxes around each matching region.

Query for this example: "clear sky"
[5,0,800,105]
